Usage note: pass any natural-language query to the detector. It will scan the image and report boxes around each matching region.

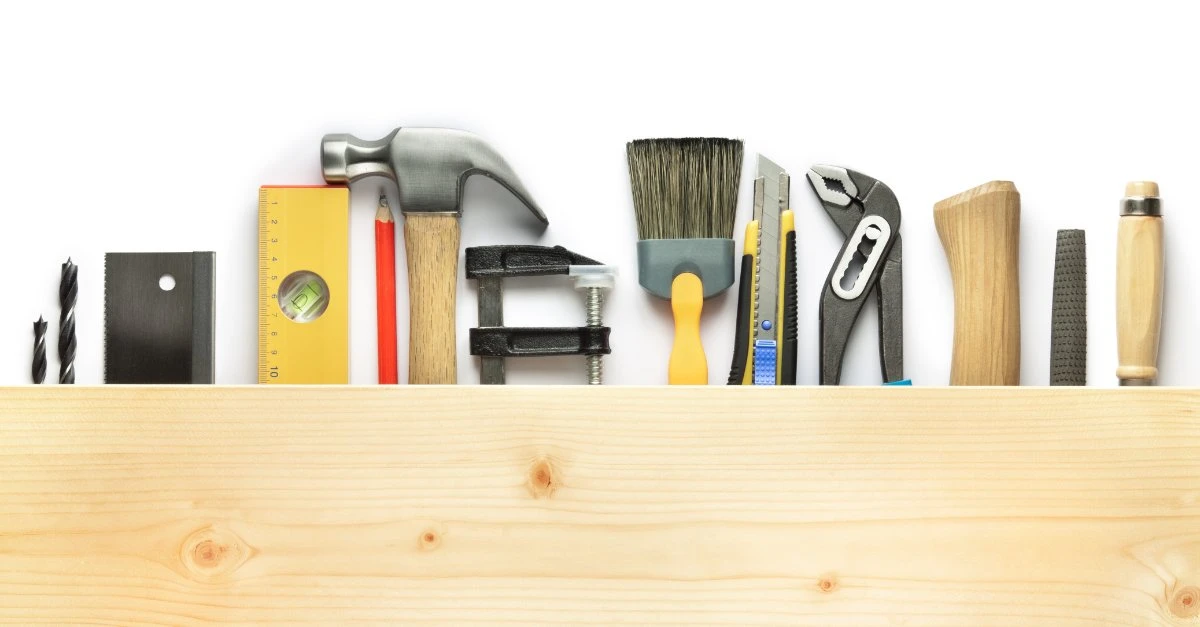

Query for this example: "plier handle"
[807,165,904,385]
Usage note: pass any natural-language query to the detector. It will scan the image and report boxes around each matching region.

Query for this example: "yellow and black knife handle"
[778,210,797,385]
[727,220,758,384]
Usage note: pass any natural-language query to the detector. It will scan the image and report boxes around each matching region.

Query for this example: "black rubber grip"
[465,245,601,279]
[1050,230,1087,385]
[470,326,611,357]
[726,254,754,385]
[779,231,798,385]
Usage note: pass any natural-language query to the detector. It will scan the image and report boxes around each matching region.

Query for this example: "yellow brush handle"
[669,272,707,385]
[1116,215,1164,384]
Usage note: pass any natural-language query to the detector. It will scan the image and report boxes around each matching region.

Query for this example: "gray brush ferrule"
[636,239,734,299]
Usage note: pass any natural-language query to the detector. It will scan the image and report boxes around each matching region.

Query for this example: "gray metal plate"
[104,252,214,384]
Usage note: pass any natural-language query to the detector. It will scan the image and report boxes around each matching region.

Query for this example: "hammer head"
[321,127,547,224]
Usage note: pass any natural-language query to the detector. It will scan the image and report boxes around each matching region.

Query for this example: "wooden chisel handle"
[934,181,1021,385]
[1116,181,1164,385]
[405,213,460,384]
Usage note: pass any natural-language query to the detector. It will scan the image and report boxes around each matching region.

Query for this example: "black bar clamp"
[466,245,615,385]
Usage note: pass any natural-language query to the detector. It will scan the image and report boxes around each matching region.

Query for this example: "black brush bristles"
[627,138,743,240]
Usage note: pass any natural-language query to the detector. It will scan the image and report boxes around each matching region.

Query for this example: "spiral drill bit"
[59,258,77,384]
[32,316,47,384]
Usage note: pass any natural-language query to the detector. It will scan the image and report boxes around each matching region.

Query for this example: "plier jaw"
[807,165,905,385]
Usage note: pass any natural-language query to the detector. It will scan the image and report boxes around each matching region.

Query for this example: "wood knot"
[1171,585,1200,619]
[527,457,558,499]
[419,528,442,551]
[180,525,251,581]
[817,574,839,594]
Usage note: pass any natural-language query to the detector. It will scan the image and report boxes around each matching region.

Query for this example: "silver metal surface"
[830,216,891,300]
[321,127,547,223]
[752,155,786,350]
[1120,197,1162,217]
[477,277,505,384]
[585,287,604,384]
[806,165,856,207]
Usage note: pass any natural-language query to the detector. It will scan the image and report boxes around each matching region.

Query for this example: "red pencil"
[375,192,398,384]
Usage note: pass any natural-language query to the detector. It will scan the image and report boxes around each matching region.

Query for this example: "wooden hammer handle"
[934,181,1021,385]
[405,213,460,384]
[1116,183,1164,384]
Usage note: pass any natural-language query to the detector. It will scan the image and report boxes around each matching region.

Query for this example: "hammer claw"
[321,127,545,223]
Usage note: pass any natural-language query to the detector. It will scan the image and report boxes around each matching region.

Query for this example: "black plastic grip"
[465,245,601,279]
[726,253,754,385]
[470,326,611,357]
[779,231,798,385]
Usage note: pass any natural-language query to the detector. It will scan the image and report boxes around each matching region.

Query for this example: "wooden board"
[0,386,1198,625]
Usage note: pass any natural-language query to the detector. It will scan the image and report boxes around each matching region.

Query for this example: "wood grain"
[1117,215,1165,384]
[1,386,1198,625]
[935,181,1022,385]
[404,213,460,384]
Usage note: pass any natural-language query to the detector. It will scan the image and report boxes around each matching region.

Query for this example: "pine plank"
[0,386,1197,625]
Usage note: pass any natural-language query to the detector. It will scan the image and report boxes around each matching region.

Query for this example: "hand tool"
[259,186,349,384]
[466,245,613,384]
[1117,181,1164,386]
[32,316,47,384]
[1050,229,1087,386]
[104,252,215,384]
[806,165,905,385]
[727,156,797,385]
[627,138,742,385]
[375,191,398,384]
[58,258,77,384]
[322,127,547,385]
[933,181,1021,385]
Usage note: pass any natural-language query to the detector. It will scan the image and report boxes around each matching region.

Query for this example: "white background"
[2,0,1198,386]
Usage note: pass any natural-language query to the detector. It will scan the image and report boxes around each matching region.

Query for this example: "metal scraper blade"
[104,252,215,383]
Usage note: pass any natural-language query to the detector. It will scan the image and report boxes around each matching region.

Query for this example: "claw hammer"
[322,128,548,384]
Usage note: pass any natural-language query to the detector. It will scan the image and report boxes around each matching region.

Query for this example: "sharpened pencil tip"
[376,192,394,222]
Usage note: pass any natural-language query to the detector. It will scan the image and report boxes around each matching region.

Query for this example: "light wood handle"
[1116,216,1164,383]
[668,272,708,385]
[404,213,460,384]
[934,181,1021,385]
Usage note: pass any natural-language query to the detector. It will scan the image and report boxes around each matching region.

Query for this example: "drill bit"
[59,257,77,384]
[32,316,47,384]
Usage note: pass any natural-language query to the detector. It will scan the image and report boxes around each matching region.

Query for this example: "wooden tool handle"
[934,181,1021,385]
[1116,195,1164,384]
[668,272,708,385]
[404,213,460,384]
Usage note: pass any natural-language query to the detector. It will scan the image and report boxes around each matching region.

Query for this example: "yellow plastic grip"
[668,272,707,385]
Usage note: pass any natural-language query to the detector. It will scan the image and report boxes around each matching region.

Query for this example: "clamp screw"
[584,287,604,384]
[571,265,617,385]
